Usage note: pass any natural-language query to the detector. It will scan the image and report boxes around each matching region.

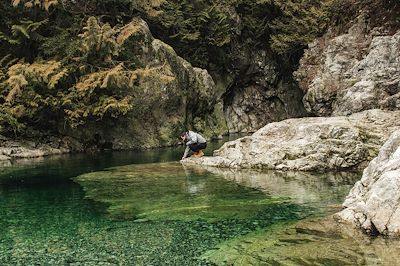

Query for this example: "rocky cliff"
[80,17,226,149]
[223,48,307,133]
[295,15,400,116]
[335,129,400,236]
[182,109,400,171]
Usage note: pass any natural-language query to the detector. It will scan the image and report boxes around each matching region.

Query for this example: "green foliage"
[269,0,332,54]
[0,14,177,134]
[0,18,48,60]
[0,106,25,135]
[4,60,66,102]
[148,0,238,68]
[145,0,332,70]
[79,17,119,63]
[12,0,58,11]
[63,63,136,128]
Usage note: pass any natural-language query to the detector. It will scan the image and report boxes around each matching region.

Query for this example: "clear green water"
[0,141,364,265]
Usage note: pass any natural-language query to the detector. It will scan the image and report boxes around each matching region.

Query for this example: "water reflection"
[203,166,360,208]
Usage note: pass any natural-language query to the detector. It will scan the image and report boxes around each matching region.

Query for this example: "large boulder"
[182,109,400,171]
[335,129,400,236]
[117,18,225,146]
[295,15,400,116]
[65,18,226,150]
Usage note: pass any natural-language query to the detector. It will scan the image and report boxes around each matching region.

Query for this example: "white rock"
[335,129,400,236]
[295,15,400,116]
[182,109,400,171]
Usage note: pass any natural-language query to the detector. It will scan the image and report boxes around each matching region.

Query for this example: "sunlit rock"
[296,15,400,116]
[183,109,400,171]
[335,129,400,236]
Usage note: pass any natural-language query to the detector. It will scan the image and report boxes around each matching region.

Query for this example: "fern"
[80,17,119,63]
[0,32,20,45]
[5,74,28,102]
[0,107,25,135]
[4,61,67,102]
[12,0,58,11]
[11,25,30,39]
[0,19,48,49]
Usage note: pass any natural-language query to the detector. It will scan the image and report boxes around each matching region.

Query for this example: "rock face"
[182,109,400,171]
[223,49,307,133]
[295,15,400,116]
[335,129,400,236]
[64,18,226,150]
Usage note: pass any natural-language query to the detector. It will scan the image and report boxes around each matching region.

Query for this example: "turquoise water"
[0,141,362,265]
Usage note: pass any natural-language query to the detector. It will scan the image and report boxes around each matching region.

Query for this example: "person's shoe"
[198,150,204,157]
[191,151,199,157]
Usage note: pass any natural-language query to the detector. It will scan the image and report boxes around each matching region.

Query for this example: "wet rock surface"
[335,129,400,236]
[183,109,400,171]
[296,15,400,116]
[0,136,82,162]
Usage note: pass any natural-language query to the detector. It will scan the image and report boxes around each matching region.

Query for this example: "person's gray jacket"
[182,131,206,159]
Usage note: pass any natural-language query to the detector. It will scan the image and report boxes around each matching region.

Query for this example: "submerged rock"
[74,163,287,221]
[295,15,400,116]
[335,129,400,237]
[203,216,400,265]
[182,109,400,171]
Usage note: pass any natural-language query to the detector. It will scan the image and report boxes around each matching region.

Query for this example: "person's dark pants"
[189,142,207,153]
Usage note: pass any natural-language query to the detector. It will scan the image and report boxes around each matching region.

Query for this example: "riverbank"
[0,135,81,164]
[182,109,400,172]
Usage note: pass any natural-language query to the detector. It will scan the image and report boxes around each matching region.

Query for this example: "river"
[2,140,396,265]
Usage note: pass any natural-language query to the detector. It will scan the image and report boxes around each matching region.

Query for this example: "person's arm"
[182,145,190,160]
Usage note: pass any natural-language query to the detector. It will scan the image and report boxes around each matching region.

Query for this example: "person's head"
[180,131,188,141]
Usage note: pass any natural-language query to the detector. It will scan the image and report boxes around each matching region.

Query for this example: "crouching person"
[180,131,207,160]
